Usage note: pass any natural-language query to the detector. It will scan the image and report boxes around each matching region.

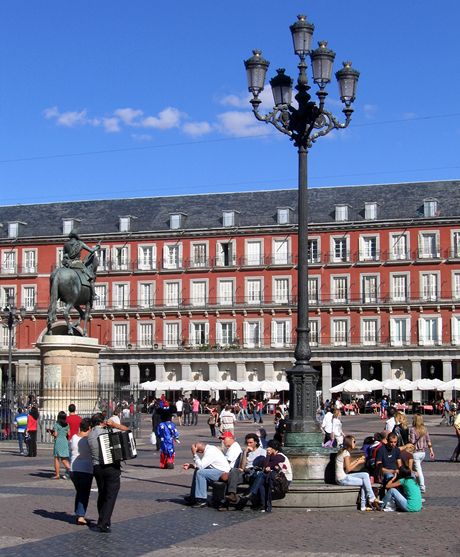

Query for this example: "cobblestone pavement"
[0,413,458,557]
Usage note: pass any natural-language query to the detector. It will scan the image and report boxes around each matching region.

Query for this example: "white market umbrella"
[330,379,372,394]
[413,378,447,391]
[440,378,460,391]
[382,378,414,391]
[139,380,160,390]
[362,378,384,391]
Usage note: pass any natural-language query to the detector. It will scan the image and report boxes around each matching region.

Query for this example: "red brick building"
[1,180,460,401]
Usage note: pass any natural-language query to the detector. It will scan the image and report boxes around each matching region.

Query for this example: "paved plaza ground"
[0,412,458,557]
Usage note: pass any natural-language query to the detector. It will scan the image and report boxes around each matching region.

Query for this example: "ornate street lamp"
[245,15,359,468]
[2,295,26,438]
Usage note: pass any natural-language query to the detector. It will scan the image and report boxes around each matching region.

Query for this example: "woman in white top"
[70,418,94,525]
[335,435,379,511]
[331,408,344,448]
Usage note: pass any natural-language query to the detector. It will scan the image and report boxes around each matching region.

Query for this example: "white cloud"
[131,133,152,142]
[142,107,183,129]
[114,107,143,125]
[217,111,271,138]
[219,93,249,108]
[101,117,121,133]
[43,106,89,128]
[363,104,378,119]
[182,121,213,137]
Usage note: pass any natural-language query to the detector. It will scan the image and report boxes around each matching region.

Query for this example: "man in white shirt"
[385,407,396,432]
[219,431,242,468]
[321,407,333,444]
[219,405,236,434]
[175,397,184,426]
[183,442,230,508]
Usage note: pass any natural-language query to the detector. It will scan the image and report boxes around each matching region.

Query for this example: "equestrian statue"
[47,230,100,336]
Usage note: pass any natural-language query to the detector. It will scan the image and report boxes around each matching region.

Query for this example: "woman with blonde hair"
[409,414,434,493]
[393,411,409,447]
[331,408,344,448]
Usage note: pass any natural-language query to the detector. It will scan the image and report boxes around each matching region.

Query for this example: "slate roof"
[1,180,460,239]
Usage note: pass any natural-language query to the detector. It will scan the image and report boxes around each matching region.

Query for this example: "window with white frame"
[421,272,439,301]
[113,283,129,308]
[113,323,129,348]
[362,275,378,303]
[423,199,438,217]
[390,317,410,346]
[332,319,348,345]
[453,272,460,300]
[308,277,319,304]
[22,286,36,310]
[308,319,319,345]
[191,243,207,268]
[362,318,378,345]
[273,238,289,265]
[190,322,209,346]
[8,222,19,238]
[112,246,129,271]
[246,278,262,304]
[216,321,236,346]
[218,280,234,306]
[62,219,74,235]
[94,284,107,309]
[164,281,180,307]
[1,326,12,349]
[138,322,154,348]
[2,250,16,274]
[332,237,349,262]
[271,319,291,347]
[138,245,156,270]
[331,276,348,303]
[163,244,182,269]
[365,202,377,220]
[360,235,378,261]
[138,282,154,308]
[418,316,442,345]
[222,211,236,227]
[335,205,348,222]
[97,247,108,271]
[1,286,15,307]
[273,277,290,304]
[308,238,319,263]
[244,321,261,348]
[216,241,235,267]
[419,232,439,258]
[190,280,207,306]
[246,240,263,265]
[451,230,460,258]
[451,315,460,345]
[389,233,409,260]
[119,216,131,232]
[277,208,290,224]
[164,322,180,347]
[391,274,408,302]
[23,250,37,273]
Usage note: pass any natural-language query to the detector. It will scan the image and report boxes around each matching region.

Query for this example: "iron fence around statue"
[0,381,141,443]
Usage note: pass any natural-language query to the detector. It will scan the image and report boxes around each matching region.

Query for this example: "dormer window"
[8,222,19,238]
[169,213,186,230]
[223,211,238,227]
[424,198,438,218]
[119,216,131,232]
[335,205,349,222]
[365,202,378,220]
[63,219,76,235]
[277,207,292,225]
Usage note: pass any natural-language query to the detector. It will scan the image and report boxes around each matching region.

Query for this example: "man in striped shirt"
[14,408,28,455]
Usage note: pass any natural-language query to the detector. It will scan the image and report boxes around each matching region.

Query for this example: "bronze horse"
[46,251,99,336]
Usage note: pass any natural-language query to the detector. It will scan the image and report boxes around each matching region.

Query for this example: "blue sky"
[1,1,460,205]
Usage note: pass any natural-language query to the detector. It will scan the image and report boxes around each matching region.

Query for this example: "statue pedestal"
[37,335,103,418]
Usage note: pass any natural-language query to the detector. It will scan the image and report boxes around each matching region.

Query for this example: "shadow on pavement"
[33,509,75,524]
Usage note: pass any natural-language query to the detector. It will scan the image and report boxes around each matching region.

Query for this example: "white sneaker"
[383,506,395,512]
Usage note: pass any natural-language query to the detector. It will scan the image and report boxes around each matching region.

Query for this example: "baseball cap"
[219,431,234,440]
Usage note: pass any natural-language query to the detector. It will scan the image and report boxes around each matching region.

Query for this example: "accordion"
[98,429,137,465]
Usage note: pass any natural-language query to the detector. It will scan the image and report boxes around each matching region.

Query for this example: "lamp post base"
[272,481,360,510]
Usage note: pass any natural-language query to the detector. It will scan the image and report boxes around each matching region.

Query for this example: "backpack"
[270,470,289,500]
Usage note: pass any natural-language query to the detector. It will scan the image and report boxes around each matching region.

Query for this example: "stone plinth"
[37,335,103,418]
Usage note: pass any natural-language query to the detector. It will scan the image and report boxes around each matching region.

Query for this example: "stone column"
[321,361,332,401]
[236,362,247,382]
[99,360,113,384]
[155,362,166,381]
[411,360,422,402]
[351,360,361,381]
[130,363,140,385]
[208,363,220,382]
[263,361,276,381]
[381,360,392,382]
[181,363,192,382]
[442,360,453,401]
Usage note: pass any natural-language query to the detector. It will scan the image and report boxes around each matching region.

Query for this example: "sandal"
[51,476,60,480]
[76,517,87,525]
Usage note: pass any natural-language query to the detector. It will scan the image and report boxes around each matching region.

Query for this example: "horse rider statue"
[62,230,99,302]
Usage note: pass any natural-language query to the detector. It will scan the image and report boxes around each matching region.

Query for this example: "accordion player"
[98,428,137,465]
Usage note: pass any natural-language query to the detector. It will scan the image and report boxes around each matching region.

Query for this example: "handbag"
[150,431,157,445]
